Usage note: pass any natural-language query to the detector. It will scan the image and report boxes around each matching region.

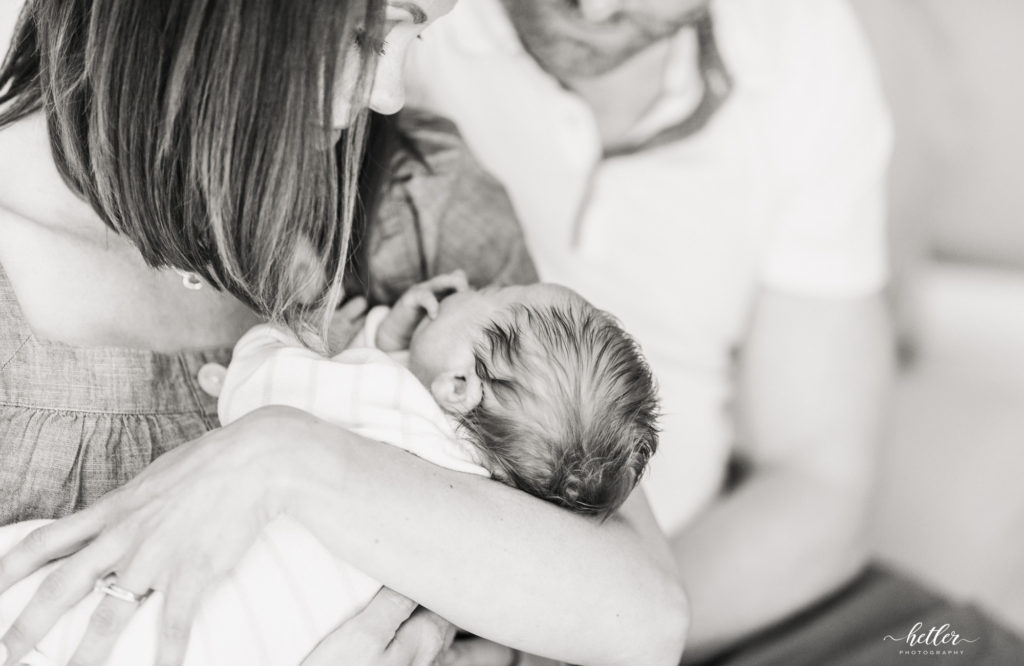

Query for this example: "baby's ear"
[430,371,483,415]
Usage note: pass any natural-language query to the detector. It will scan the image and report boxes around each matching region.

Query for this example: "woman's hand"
[0,406,303,666]
[441,638,521,666]
[302,588,455,666]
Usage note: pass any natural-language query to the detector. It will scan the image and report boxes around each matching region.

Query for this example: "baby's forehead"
[476,285,596,361]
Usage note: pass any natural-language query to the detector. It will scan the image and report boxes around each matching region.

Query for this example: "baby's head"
[408,284,659,519]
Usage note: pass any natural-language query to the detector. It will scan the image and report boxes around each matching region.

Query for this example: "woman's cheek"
[331,48,364,129]
[367,55,407,116]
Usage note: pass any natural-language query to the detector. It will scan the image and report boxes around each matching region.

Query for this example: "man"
[407,0,893,661]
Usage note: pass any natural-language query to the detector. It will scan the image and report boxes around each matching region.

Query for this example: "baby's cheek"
[405,341,433,384]
[403,338,428,368]
[410,312,433,339]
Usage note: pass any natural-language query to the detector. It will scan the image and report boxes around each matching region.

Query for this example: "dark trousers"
[696,565,1024,666]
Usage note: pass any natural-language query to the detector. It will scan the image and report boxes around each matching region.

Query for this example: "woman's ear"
[430,371,484,415]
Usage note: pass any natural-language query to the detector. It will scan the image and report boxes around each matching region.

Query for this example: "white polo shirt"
[406,0,892,533]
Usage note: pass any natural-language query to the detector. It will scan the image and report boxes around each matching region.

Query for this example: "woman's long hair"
[0,0,388,342]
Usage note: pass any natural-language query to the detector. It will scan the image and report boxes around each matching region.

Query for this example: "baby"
[406,274,660,515]
[400,273,660,515]
[0,272,659,665]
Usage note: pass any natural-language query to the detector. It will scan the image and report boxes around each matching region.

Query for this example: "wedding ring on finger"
[93,573,153,604]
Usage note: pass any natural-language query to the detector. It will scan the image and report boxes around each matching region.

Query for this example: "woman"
[0,1,687,665]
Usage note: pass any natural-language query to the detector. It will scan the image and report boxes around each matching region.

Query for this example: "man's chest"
[536,102,770,359]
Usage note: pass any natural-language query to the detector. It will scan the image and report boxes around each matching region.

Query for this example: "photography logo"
[883,621,980,657]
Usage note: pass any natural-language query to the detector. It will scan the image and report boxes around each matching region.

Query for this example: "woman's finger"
[67,561,153,666]
[66,594,140,666]
[153,570,211,666]
[0,509,105,594]
[441,638,519,666]
[386,607,455,666]
[356,587,418,640]
[300,625,363,666]
[0,530,125,665]
[299,587,417,666]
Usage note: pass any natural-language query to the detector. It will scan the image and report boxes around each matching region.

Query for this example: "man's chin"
[523,38,651,82]
[504,1,709,80]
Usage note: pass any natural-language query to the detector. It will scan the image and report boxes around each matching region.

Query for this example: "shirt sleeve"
[757,0,893,297]
[366,108,538,306]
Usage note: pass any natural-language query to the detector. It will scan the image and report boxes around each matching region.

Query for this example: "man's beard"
[500,1,708,82]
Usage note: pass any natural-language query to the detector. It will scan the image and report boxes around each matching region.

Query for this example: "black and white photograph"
[0,0,1021,664]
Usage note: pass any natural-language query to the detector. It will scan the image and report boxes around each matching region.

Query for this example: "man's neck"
[565,37,677,152]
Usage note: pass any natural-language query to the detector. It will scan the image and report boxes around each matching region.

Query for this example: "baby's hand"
[377,270,469,352]
[395,270,470,319]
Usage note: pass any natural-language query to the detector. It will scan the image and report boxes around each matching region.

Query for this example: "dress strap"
[0,258,228,417]
[0,260,33,368]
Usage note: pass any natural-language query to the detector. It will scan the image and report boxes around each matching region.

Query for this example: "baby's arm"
[375,270,468,352]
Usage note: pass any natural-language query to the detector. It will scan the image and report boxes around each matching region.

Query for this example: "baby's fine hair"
[458,296,659,520]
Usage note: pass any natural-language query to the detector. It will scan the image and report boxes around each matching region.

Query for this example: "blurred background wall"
[852,0,1024,633]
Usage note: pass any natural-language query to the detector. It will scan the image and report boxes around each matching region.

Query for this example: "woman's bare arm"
[281,412,688,666]
[0,408,685,666]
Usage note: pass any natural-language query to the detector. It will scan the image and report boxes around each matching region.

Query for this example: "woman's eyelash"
[354,29,388,56]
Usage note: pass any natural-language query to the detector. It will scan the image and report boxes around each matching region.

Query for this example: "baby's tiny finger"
[410,291,439,319]
[450,270,469,292]
[429,271,469,294]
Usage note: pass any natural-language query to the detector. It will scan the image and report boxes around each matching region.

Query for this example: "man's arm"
[676,287,893,661]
